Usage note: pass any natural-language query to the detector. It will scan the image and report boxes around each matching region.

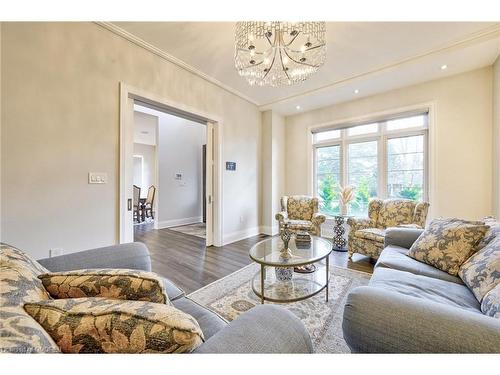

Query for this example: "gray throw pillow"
[408,218,488,276]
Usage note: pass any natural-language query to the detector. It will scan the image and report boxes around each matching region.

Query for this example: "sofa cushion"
[369,268,481,313]
[0,244,60,353]
[481,284,499,318]
[173,297,227,340]
[376,199,415,228]
[354,228,385,243]
[39,269,170,303]
[24,297,204,353]
[376,246,463,284]
[458,234,500,303]
[408,218,488,276]
[285,219,314,231]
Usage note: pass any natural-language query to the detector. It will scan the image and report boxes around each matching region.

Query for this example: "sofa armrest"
[347,217,372,232]
[195,305,313,353]
[384,227,424,249]
[342,286,500,353]
[37,242,151,272]
[312,212,326,225]
[275,211,288,222]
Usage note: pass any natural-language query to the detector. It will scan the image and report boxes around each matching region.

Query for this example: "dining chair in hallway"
[133,185,141,223]
[144,185,156,220]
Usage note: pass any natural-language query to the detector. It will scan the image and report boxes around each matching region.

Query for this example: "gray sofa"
[342,227,500,353]
[32,242,313,354]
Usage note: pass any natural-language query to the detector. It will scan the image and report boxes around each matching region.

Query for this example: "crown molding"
[95,21,259,106]
[259,23,500,110]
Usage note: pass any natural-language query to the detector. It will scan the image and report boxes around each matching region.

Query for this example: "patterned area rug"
[168,222,206,239]
[188,263,371,353]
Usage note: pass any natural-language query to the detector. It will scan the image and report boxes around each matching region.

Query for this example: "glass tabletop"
[249,236,332,267]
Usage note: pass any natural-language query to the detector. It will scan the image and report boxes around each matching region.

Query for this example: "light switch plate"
[89,172,108,184]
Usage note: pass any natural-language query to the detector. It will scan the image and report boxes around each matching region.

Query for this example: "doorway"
[132,104,207,244]
[119,83,222,247]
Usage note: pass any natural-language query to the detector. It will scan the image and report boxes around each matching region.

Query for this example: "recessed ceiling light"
[296,105,301,110]
[354,89,360,94]
[441,64,448,70]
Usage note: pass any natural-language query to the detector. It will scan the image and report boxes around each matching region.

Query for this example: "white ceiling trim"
[95,21,259,106]
[259,23,500,110]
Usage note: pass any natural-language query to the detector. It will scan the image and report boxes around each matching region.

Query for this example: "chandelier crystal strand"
[234,22,326,87]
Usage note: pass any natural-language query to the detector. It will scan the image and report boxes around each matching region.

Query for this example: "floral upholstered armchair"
[275,195,326,236]
[347,198,429,260]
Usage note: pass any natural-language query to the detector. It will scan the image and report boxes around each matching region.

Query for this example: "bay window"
[312,112,428,217]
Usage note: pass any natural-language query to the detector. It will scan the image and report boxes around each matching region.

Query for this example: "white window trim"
[308,103,435,218]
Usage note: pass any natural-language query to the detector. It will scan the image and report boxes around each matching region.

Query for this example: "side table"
[332,215,351,252]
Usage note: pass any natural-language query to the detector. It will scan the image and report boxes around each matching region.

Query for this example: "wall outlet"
[49,248,64,258]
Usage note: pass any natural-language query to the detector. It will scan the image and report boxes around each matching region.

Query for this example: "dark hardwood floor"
[134,223,374,294]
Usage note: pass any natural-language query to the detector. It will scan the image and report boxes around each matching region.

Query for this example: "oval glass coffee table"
[249,236,333,304]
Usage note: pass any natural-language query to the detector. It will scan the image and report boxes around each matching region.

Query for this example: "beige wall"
[261,111,273,231]
[272,112,286,231]
[261,111,285,234]
[494,57,500,219]
[1,23,261,259]
[0,22,2,241]
[156,113,205,227]
[285,67,493,220]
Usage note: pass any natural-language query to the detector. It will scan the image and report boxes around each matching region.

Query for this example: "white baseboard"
[260,225,279,236]
[157,216,203,229]
[223,226,261,245]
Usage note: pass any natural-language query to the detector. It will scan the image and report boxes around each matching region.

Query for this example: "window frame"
[312,114,429,217]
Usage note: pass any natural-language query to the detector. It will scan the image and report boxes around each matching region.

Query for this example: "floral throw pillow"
[481,284,499,318]
[24,297,204,353]
[458,234,499,303]
[39,269,169,304]
[408,218,488,276]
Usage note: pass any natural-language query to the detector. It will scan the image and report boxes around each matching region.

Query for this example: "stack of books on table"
[295,231,311,247]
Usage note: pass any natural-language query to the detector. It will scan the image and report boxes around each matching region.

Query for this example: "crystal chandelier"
[234,22,326,87]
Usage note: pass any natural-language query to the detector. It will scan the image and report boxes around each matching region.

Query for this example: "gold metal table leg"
[260,264,265,304]
[326,256,329,302]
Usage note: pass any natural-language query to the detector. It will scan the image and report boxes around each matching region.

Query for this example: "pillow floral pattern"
[481,284,499,318]
[24,297,204,353]
[39,269,170,304]
[1,244,60,353]
[408,218,488,276]
[458,234,499,302]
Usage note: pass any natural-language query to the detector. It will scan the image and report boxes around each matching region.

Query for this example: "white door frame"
[119,82,223,246]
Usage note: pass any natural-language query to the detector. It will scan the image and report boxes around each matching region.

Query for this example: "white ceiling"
[112,22,500,115]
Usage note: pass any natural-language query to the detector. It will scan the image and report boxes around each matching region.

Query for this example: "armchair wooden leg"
[348,249,354,260]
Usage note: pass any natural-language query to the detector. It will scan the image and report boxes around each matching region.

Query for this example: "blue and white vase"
[275,266,293,281]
